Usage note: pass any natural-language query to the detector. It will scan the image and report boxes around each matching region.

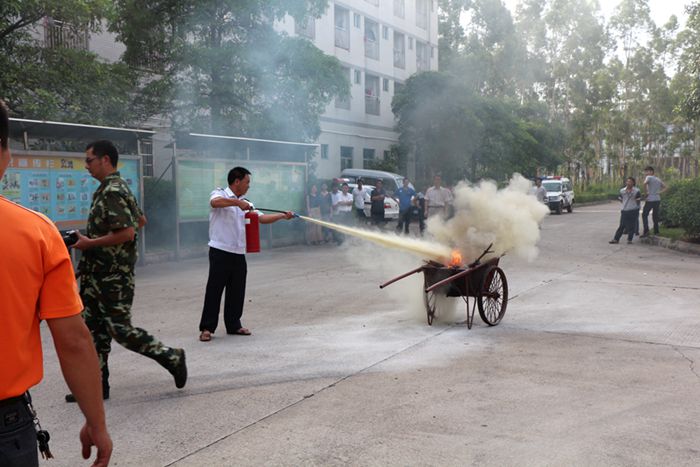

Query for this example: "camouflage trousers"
[80,271,180,374]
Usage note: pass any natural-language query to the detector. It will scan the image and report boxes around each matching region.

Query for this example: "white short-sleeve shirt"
[208,187,251,254]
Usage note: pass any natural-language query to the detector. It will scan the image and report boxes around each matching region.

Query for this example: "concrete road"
[35,202,700,466]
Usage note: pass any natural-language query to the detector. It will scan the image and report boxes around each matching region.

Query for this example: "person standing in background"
[352,178,370,225]
[395,178,416,234]
[0,99,112,467]
[609,177,642,245]
[532,177,548,204]
[318,183,333,242]
[305,184,323,245]
[331,182,353,244]
[641,166,667,237]
[370,179,387,226]
[425,174,453,219]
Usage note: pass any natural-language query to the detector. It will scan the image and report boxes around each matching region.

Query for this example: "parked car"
[334,179,400,221]
[542,176,574,214]
[339,168,412,195]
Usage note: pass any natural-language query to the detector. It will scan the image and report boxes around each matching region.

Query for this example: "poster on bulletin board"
[0,152,141,231]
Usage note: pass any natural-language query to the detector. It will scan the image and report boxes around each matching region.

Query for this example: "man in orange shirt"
[0,100,112,466]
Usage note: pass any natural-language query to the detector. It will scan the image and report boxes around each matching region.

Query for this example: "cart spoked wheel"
[477,266,508,326]
[423,276,437,325]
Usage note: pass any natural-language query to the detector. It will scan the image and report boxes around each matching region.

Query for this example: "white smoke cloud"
[427,173,548,262]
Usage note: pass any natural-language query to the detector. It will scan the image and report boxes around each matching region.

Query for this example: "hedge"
[659,178,700,240]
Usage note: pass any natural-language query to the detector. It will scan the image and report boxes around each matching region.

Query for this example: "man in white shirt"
[331,182,353,244]
[352,178,370,225]
[425,174,454,218]
[198,167,293,342]
[641,166,667,237]
[532,178,548,204]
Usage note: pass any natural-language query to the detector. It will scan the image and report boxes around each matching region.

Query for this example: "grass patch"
[658,226,691,242]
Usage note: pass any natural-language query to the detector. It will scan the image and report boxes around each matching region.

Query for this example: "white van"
[541,176,575,214]
[339,168,410,195]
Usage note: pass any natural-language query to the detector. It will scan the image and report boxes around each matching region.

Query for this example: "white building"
[277,0,438,180]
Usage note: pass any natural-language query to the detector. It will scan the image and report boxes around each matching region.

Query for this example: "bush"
[143,177,176,249]
[660,178,700,239]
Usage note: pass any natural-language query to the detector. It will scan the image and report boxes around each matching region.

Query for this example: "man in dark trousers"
[67,140,187,402]
[0,100,112,466]
[198,167,294,342]
[370,179,387,226]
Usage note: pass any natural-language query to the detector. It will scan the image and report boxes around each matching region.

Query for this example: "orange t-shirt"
[0,197,83,400]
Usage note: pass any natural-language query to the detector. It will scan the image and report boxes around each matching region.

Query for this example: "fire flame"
[449,249,463,267]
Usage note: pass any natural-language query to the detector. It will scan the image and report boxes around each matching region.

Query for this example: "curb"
[640,235,700,256]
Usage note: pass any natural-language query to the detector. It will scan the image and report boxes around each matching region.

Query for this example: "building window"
[383,150,390,160]
[44,18,88,50]
[139,139,154,177]
[321,144,329,159]
[334,6,350,50]
[394,0,405,18]
[354,69,362,84]
[408,37,413,50]
[393,31,405,69]
[363,148,376,167]
[341,146,354,170]
[416,0,429,30]
[365,74,380,116]
[395,81,405,95]
[364,18,379,60]
[416,41,429,71]
[335,67,351,110]
[383,78,389,92]
[295,16,315,39]
[354,13,361,28]
[382,25,389,40]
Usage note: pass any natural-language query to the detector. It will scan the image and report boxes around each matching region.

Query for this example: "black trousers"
[614,209,639,242]
[0,395,38,467]
[396,209,411,233]
[642,200,661,234]
[199,247,247,333]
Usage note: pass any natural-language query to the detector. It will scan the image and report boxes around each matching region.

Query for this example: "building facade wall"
[277,0,438,180]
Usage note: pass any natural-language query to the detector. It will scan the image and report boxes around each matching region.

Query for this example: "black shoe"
[627,240,633,244]
[168,349,187,389]
[609,240,619,244]
[640,232,649,238]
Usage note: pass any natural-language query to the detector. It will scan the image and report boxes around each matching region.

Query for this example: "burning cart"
[379,244,508,329]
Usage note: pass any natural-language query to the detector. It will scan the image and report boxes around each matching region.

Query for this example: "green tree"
[110,0,348,141]
[392,72,561,183]
[0,0,141,125]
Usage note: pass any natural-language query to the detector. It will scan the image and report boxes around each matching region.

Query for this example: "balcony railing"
[365,96,380,115]
[393,50,405,69]
[44,19,88,50]
[335,26,349,49]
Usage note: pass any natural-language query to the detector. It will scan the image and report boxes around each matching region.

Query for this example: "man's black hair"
[644,166,654,173]
[0,99,9,150]
[628,177,636,186]
[228,166,251,185]
[86,140,119,166]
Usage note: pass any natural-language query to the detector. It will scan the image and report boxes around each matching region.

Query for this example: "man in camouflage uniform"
[66,140,187,402]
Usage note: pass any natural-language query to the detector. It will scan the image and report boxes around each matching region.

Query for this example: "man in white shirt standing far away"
[425,174,454,219]
[532,177,548,204]
[352,178,370,225]
[198,167,294,342]
[641,165,667,237]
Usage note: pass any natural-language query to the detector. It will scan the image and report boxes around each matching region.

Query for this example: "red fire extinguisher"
[245,211,260,253]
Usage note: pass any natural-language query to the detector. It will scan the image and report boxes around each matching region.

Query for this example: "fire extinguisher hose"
[255,208,300,218]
